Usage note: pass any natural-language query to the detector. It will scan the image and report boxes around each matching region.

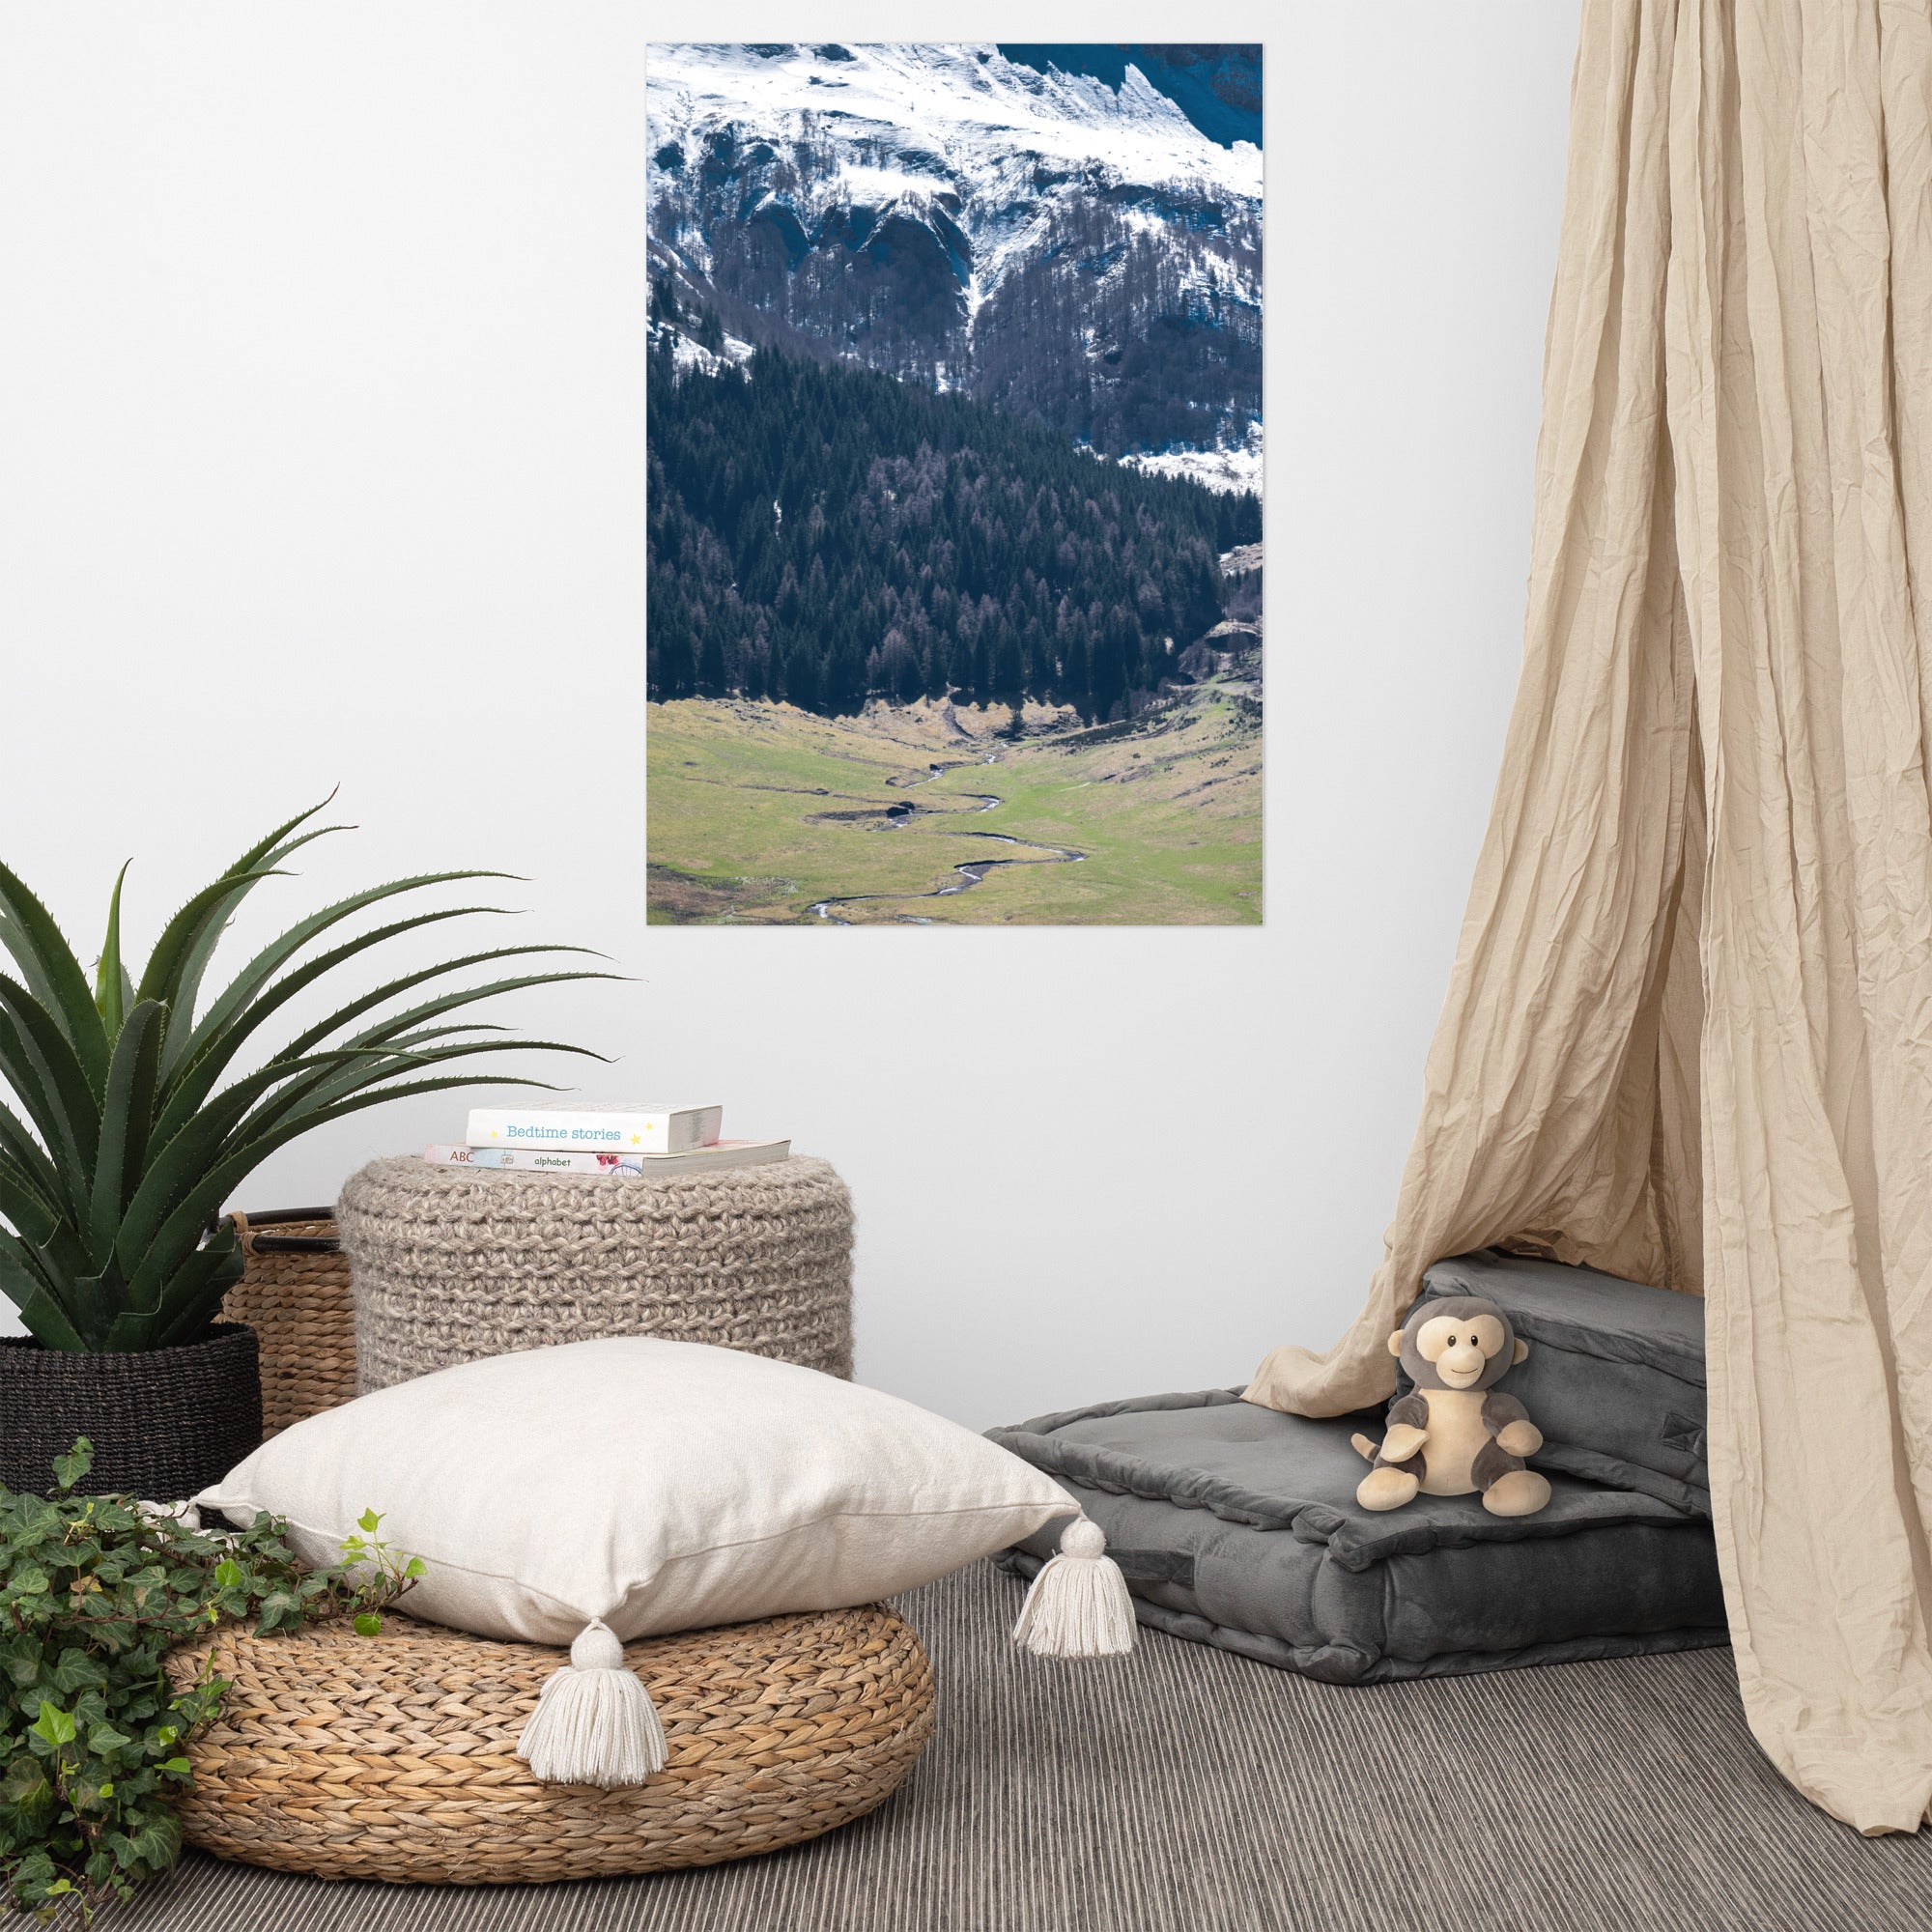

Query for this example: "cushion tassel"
[1011,1517,1135,1659]
[516,1619,667,1785]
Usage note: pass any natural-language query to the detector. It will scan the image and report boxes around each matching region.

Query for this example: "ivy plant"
[0,1440,419,1923]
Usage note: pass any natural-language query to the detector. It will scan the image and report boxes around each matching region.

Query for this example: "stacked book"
[424,1104,789,1178]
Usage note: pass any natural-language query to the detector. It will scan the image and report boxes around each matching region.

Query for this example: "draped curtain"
[1248,0,1932,1834]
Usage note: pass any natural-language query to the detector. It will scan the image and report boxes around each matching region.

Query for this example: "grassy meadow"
[647,685,1262,925]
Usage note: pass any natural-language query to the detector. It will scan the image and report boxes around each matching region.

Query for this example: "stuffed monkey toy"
[1350,1294,1552,1517]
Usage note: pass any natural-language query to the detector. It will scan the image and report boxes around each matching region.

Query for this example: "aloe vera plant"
[0,802,610,1352]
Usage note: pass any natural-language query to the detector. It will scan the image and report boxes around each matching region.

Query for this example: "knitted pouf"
[167,1603,934,1884]
[337,1155,854,1392]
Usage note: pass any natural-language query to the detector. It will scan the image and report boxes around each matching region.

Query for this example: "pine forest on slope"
[646,334,1261,719]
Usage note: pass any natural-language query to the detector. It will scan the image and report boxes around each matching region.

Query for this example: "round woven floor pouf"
[168,1603,933,1884]
[337,1154,854,1391]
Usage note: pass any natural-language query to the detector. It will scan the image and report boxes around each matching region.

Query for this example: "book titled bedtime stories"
[426,1140,789,1177]
[464,1103,724,1152]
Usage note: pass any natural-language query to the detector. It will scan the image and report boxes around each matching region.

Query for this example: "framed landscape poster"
[646,43,1263,924]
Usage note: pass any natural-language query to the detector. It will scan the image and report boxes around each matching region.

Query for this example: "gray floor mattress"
[1422,1248,1710,1513]
[991,1389,1725,1683]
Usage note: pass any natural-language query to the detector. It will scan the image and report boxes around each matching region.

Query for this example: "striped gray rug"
[128,1561,1930,1932]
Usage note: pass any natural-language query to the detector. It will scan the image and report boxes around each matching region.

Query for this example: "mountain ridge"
[994,45,1263,150]
[646,43,1263,492]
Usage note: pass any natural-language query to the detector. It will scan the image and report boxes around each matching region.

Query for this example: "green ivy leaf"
[31,1701,76,1748]
[50,1646,108,1694]
[0,1756,51,1807]
[1,1643,43,1687]
[50,1438,94,1493]
[352,1611,383,1637]
[211,1557,243,1589]
[12,1851,58,1896]
[114,1810,181,1869]
[70,1772,116,1813]
[156,1757,192,1776]
[404,1556,426,1579]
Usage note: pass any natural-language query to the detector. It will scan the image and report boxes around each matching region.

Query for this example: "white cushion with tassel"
[198,1337,1129,1786]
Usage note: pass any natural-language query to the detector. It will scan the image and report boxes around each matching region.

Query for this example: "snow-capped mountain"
[647,43,1263,494]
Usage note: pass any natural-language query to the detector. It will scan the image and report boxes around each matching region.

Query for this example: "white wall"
[0,3,1578,1426]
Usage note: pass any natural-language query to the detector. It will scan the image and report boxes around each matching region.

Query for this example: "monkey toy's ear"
[1388,1330,1406,1356]
[1513,1339,1529,1365]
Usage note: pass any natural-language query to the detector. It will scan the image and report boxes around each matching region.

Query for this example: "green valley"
[647,677,1262,926]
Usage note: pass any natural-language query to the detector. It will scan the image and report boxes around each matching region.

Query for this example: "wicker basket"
[220,1208,358,1437]
[169,1602,934,1884]
[0,1324,261,1500]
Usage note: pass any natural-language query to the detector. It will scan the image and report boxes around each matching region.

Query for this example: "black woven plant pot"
[0,1323,263,1501]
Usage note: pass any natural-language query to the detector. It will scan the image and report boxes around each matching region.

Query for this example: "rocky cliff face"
[647,43,1263,492]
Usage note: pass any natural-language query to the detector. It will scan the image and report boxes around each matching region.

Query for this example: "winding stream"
[809,758,1087,923]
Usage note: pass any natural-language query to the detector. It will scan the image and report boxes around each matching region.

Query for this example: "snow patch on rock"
[1121,421,1265,497]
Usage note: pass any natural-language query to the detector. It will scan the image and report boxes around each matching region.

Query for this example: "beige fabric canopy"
[1248,0,1932,1834]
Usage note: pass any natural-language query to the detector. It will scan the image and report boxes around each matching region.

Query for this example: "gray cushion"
[989,1390,1725,1683]
[1421,1249,1708,1515]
